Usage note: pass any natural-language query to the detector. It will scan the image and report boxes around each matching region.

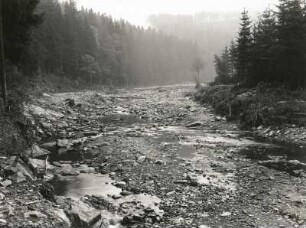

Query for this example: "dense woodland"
[2,0,200,88]
[214,0,306,89]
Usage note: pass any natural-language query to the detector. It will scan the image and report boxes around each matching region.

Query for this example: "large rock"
[4,157,35,181]
[57,139,71,148]
[61,164,79,176]
[65,200,101,228]
[78,164,95,174]
[25,144,51,158]
[28,158,47,175]
[48,208,71,227]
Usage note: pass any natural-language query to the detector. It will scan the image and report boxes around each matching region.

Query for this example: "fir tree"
[236,9,253,85]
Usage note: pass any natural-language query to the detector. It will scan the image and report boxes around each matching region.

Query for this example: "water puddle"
[51,174,163,216]
[99,114,144,126]
[49,149,94,162]
[241,143,306,163]
[51,174,121,199]
[159,126,264,147]
[240,143,306,175]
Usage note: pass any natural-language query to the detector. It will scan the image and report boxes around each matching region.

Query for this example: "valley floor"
[0,85,306,227]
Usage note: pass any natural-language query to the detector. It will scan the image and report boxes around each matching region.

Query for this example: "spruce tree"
[214,46,232,84]
[236,9,253,85]
[2,0,42,71]
[252,9,278,84]
[277,0,306,88]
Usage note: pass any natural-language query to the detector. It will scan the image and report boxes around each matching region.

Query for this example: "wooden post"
[0,0,7,110]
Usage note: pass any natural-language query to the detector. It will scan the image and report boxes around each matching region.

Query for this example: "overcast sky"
[75,0,279,26]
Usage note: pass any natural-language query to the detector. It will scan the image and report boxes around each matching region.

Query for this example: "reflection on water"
[99,114,144,126]
[241,144,306,163]
[51,174,122,199]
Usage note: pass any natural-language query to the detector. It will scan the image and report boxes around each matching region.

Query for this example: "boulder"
[28,158,47,176]
[48,208,71,227]
[65,200,101,228]
[78,165,95,174]
[57,139,70,148]
[61,164,79,176]
[0,180,12,187]
[25,144,51,158]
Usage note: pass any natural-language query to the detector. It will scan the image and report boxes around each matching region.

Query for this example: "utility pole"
[0,0,7,109]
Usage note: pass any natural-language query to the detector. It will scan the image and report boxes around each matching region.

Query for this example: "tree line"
[2,0,200,89]
[213,0,306,89]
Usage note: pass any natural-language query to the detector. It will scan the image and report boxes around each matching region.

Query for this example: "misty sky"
[76,0,279,26]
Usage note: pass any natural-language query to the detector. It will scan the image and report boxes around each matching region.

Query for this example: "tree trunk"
[0,0,7,110]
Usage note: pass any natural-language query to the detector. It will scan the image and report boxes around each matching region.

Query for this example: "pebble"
[220,212,231,217]
[24,211,47,219]
[137,156,146,164]
[114,181,127,188]
[155,160,164,165]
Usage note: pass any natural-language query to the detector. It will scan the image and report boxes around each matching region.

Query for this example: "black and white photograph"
[0,0,306,227]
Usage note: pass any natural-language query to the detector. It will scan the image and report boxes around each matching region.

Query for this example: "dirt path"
[2,85,306,227]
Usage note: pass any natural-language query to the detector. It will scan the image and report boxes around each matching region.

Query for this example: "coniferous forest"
[2,0,200,89]
[214,0,306,89]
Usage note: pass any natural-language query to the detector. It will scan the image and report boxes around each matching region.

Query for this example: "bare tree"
[192,57,204,88]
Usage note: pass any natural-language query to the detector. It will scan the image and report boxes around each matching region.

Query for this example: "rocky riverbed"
[0,85,306,227]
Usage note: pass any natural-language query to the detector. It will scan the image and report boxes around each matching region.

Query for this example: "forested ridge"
[2,0,200,89]
[214,0,306,89]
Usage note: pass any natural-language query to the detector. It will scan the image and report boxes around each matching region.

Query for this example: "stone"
[0,219,7,225]
[121,191,133,196]
[8,158,36,181]
[28,158,47,172]
[61,164,79,176]
[44,172,55,182]
[114,181,127,188]
[112,194,122,199]
[0,193,5,200]
[186,122,202,128]
[0,180,12,187]
[268,131,275,137]
[25,144,51,158]
[52,161,62,167]
[155,160,163,165]
[42,93,51,97]
[15,172,27,183]
[49,208,71,227]
[78,165,95,174]
[41,141,57,150]
[220,212,231,217]
[24,211,47,219]
[57,139,70,148]
[65,98,75,107]
[215,116,222,121]
[137,156,146,164]
[65,200,101,228]
[84,131,99,137]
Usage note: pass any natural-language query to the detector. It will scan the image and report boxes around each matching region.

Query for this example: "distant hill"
[148,11,259,82]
